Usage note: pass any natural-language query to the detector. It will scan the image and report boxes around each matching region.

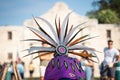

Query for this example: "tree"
[97,9,119,23]
[87,0,120,24]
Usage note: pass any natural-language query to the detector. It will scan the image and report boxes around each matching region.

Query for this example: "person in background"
[16,58,24,79]
[6,61,14,80]
[100,40,119,80]
[0,61,3,79]
[118,49,120,61]
[29,61,35,80]
[39,42,53,80]
[80,50,94,80]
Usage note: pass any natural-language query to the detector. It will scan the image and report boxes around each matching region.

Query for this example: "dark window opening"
[8,53,13,60]
[106,30,111,40]
[8,31,12,40]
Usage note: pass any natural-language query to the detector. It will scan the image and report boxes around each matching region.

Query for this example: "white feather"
[68,44,95,51]
[60,12,72,43]
[36,17,59,44]
[28,27,57,46]
[64,22,87,45]
[28,46,55,53]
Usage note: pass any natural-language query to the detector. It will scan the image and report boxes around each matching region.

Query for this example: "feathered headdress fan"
[23,12,99,80]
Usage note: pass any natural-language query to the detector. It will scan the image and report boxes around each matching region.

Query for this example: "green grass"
[94,77,100,80]
[25,77,39,80]
[25,77,100,80]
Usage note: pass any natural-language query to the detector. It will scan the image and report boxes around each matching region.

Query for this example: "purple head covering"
[44,55,85,80]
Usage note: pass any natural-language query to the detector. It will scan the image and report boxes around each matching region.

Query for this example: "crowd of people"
[0,40,120,80]
[0,56,36,80]
[38,40,120,80]
[8,58,24,80]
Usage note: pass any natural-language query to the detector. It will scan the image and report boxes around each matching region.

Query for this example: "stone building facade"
[0,2,120,77]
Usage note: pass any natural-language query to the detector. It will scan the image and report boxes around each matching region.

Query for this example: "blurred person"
[16,58,24,79]
[0,61,2,71]
[0,62,3,73]
[39,42,53,80]
[0,61,3,79]
[80,50,94,80]
[5,61,14,80]
[100,40,119,80]
[118,49,120,61]
[29,61,35,79]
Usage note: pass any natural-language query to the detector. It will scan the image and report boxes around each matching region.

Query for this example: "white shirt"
[103,47,119,65]
[8,65,13,72]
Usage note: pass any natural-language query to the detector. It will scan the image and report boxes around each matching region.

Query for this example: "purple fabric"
[44,55,85,80]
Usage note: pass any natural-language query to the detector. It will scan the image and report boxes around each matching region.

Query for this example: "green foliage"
[87,11,97,19]
[87,0,120,24]
[97,9,120,23]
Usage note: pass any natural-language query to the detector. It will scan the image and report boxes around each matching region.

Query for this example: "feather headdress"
[23,12,99,80]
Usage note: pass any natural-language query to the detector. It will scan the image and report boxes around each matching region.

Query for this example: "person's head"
[17,58,22,64]
[41,42,48,47]
[118,49,120,52]
[107,40,113,49]
[30,61,32,64]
